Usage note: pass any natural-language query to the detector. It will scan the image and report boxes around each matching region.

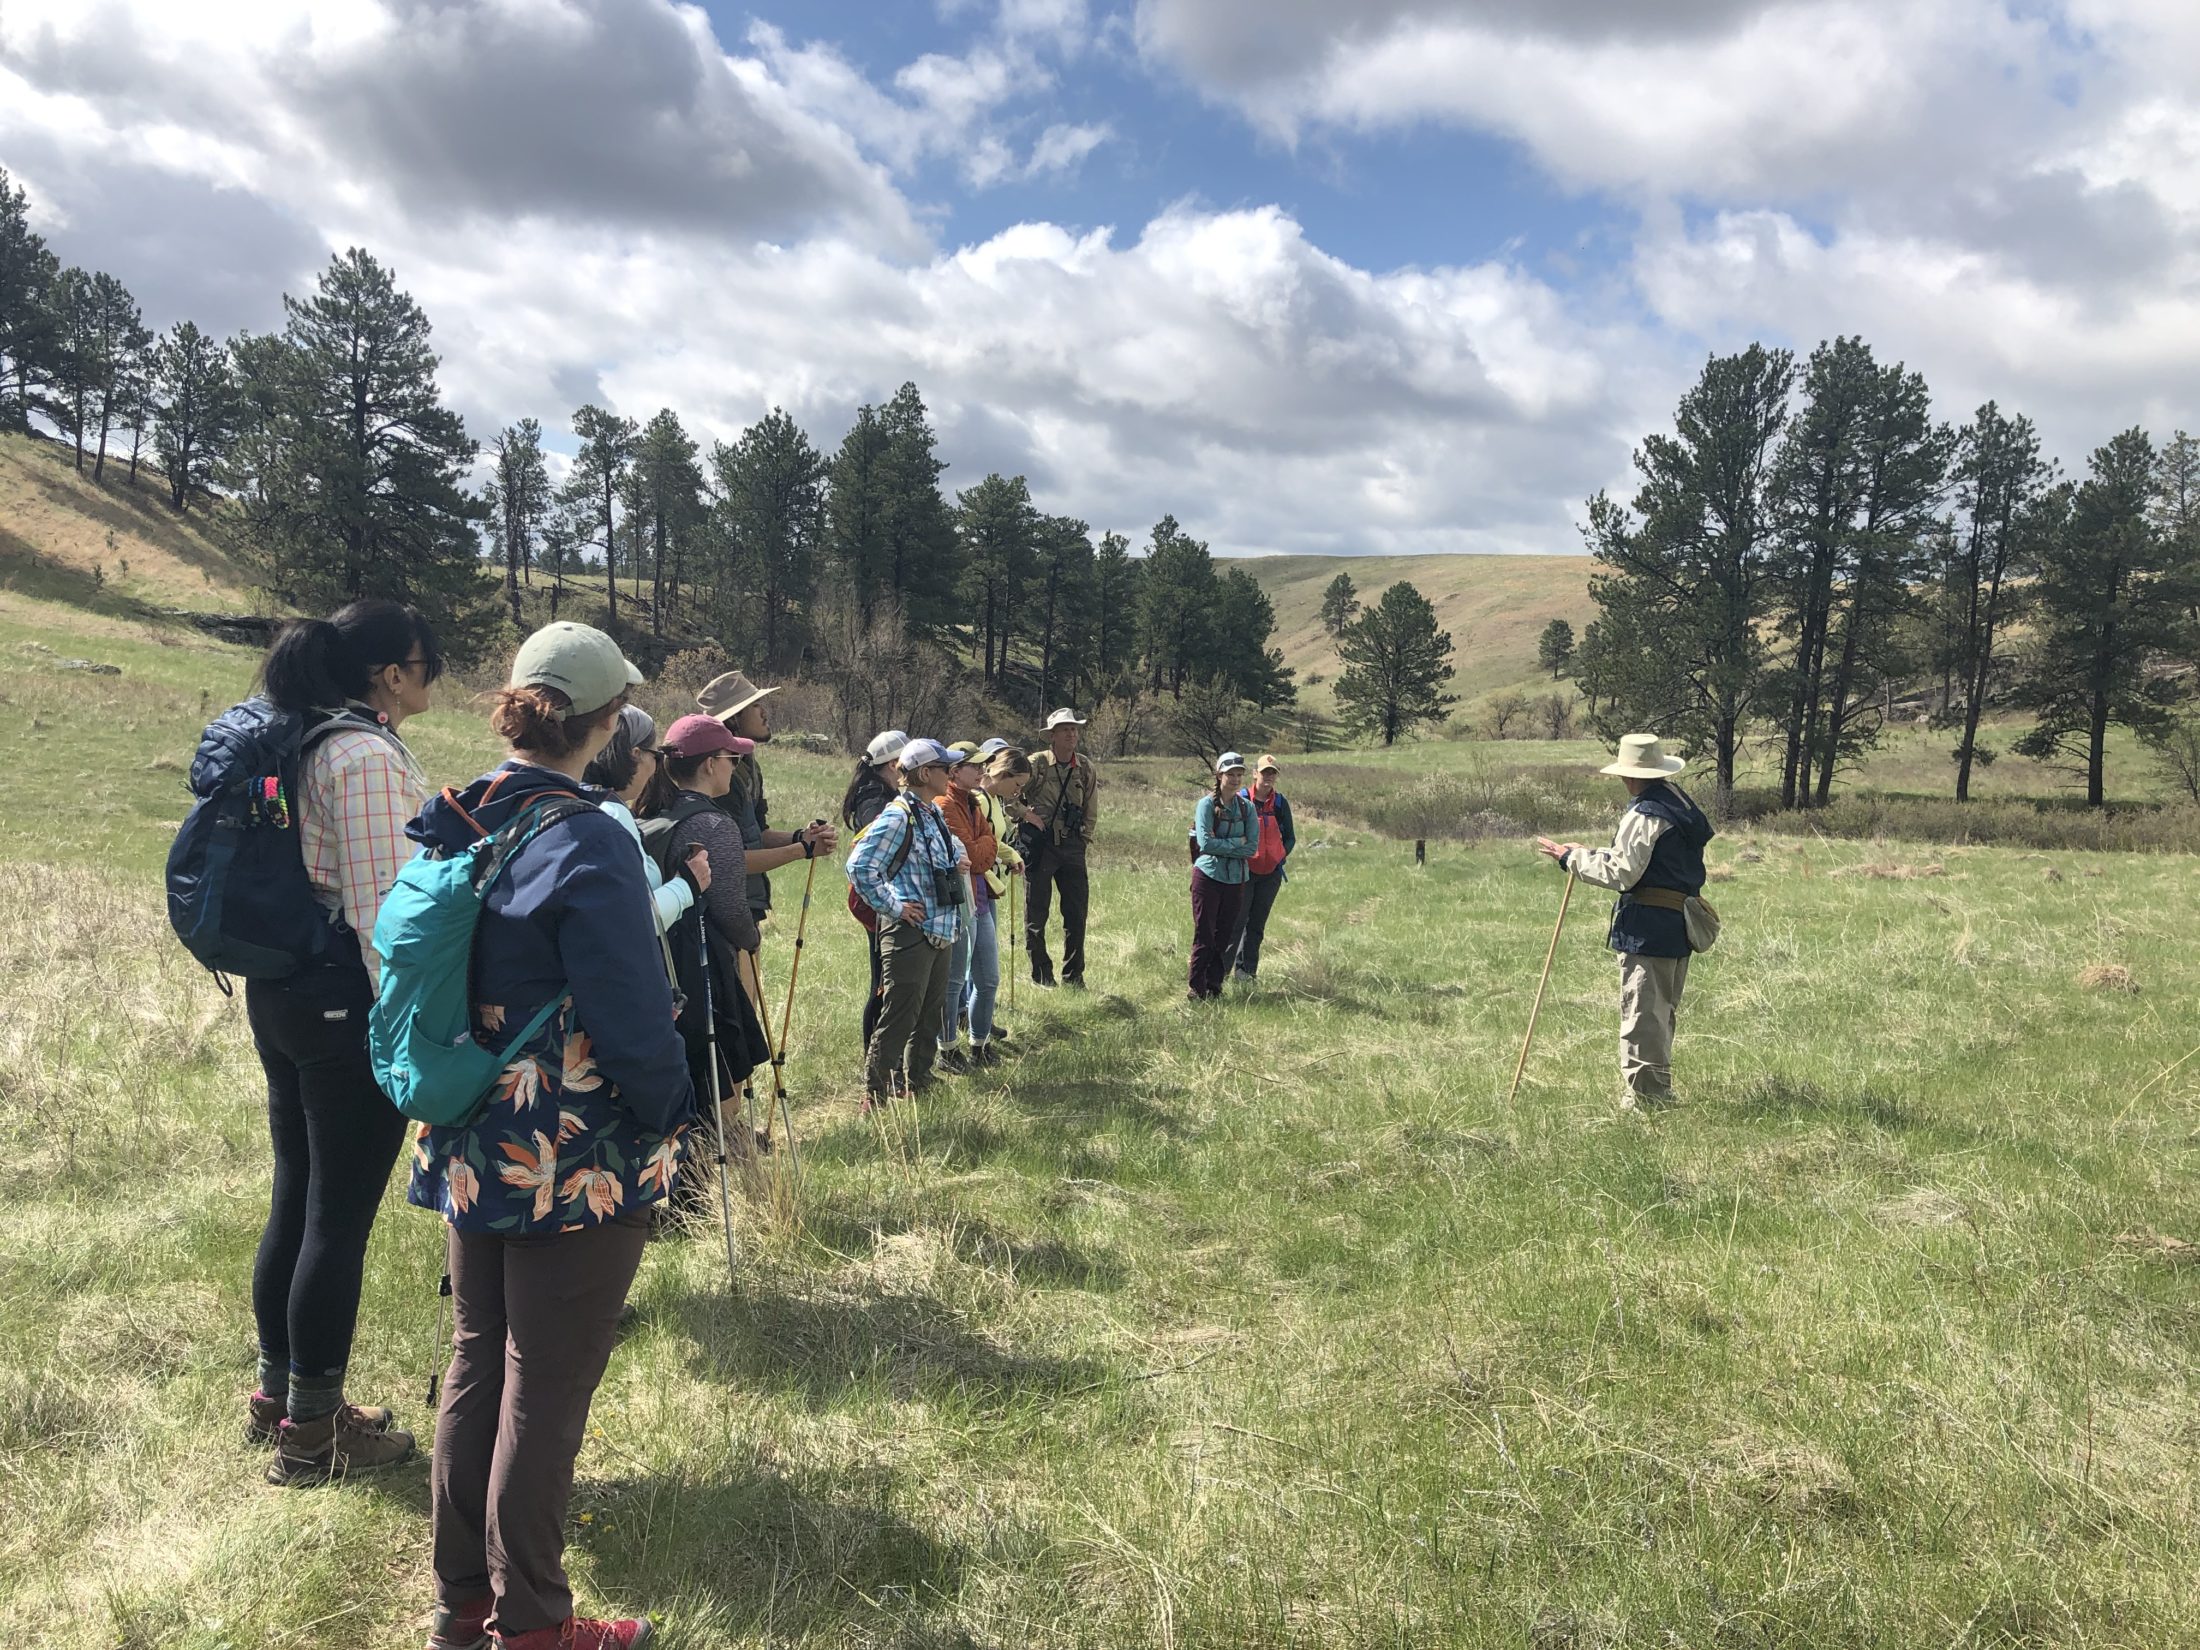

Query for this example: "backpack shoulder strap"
[472,793,594,894]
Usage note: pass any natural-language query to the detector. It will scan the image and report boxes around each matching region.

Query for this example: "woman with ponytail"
[245,599,442,1485]
[1187,752,1256,1001]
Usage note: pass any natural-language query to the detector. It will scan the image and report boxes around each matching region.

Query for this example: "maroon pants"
[1188,869,1247,997]
[431,1211,649,1636]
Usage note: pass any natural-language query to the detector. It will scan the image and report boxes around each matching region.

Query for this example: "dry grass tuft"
[1872,1187,1967,1227]
[1830,859,1945,880]
[2113,1229,2200,1266]
[2076,962,2139,994]
[1710,1436,1862,1518]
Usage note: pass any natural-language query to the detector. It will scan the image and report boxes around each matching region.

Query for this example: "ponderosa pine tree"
[0,168,57,433]
[486,418,551,628]
[85,272,150,483]
[1211,567,1296,709]
[629,408,705,636]
[1334,579,1456,746]
[956,472,1038,689]
[1137,515,1215,696]
[1537,618,1574,678]
[1937,402,2052,800]
[2014,429,2181,806]
[715,407,825,671]
[1582,345,1794,806]
[1320,571,1359,637]
[880,383,960,635]
[228,249,486,639]
[558,403,637,625]
[1033,514,1096,712]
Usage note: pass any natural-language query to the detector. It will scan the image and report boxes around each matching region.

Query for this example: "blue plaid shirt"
[846,795,966,946]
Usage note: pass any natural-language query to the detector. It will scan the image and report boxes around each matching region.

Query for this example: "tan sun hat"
[1599,733,1686,779]
[697,669,778,722]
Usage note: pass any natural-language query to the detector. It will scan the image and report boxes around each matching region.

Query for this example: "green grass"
[6,591,2200,1645]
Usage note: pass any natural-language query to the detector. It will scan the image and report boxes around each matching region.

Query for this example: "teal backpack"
[370,793,594,1127]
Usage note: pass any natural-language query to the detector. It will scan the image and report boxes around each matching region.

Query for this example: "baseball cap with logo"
[508,622,643,719]
[1256,753,1280,773]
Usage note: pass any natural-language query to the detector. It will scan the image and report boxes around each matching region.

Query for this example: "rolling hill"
[1232,550,1595,712]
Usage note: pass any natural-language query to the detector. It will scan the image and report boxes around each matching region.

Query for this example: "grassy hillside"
[1233,551,1594,712]
[0,431,258,615]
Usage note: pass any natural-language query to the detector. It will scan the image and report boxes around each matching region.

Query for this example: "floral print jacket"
[403,760,696,1236]
[408,998,689,1234]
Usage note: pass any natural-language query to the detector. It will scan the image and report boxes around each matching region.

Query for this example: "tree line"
[1576,336,2200,808]
[0,166,1297,741]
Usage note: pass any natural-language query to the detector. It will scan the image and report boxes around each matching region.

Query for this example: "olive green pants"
[1618,952,1689,1105]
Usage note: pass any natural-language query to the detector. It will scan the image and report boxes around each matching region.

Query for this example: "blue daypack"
[166,699,390,980]
[370,793,594,1128]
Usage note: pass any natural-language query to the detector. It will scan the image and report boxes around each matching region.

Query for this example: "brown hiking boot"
[245,1391,395,1447]
[266,1406,417,1486]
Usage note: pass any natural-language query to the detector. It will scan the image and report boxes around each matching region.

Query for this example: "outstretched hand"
[1533,837,1577,865]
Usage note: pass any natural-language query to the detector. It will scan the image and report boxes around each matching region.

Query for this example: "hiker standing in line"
[1023,707,1098,989]
[407,622,692,1650]
[584,706,709,938]
[847,739,968,1109]
[840,729,908,1059]
[1188,752,1258,1001]
[972,745,1029,1047]
[232,600,441,1485]
[1534,733,1714,1111]
[695,669,836,1013]
[1223,753,1295,983]
[646,715,772,1162]
[936,744,998,1072]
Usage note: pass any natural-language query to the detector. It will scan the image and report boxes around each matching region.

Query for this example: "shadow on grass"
[572,1465,972,1647]
[795,1204,1127,1293]
[664,1280,1106,1410]
[1728,1074,1921,1133]
[0,523,168,623]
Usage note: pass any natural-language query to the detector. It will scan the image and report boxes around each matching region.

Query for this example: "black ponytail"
[259,599,443,713]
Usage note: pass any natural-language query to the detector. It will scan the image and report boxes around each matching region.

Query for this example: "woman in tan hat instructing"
[1534,733,1714,1111]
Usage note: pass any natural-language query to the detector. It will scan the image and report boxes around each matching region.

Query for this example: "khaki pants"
[1618,952,1689,1104]
[866,920,953,1097]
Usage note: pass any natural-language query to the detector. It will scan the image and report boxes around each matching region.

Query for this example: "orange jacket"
[941,785,999,879]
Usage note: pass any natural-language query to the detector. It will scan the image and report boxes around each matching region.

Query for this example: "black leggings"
[247,966,408,1384]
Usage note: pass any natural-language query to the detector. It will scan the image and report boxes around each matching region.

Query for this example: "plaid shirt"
[846,794,966,947]
[300,712,430,981]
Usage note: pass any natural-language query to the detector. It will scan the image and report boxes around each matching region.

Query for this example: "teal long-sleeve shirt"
[1193,791,1258,884]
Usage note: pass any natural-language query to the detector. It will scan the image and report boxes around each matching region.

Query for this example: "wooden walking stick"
[1507,868,1576,1106]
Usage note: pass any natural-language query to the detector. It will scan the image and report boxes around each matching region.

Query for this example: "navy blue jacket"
[1607,781,1713,959]
[408,760,694,1135]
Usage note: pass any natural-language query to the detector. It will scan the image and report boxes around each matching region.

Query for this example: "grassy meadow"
[7,585,2200,1646]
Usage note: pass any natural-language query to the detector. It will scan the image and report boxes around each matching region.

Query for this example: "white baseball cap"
[864,728,909,765]
[1215,750,1247,773]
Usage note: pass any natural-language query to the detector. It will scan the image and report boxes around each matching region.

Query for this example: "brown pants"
[431,1212,649,1635]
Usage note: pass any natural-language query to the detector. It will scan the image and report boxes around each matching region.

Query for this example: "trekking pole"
[768,837,822,1187]
[1008,870,1018,1014]
[697,927,740,1288]
[1507,868,1577,1107]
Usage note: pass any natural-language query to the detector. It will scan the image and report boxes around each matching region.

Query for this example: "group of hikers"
[170,598,1704,1650]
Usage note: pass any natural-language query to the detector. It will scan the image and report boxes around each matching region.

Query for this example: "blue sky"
[3,0,2197,555]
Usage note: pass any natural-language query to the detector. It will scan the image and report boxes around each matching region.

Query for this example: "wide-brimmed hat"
[1043,707,1087,730]
[697,670,778,723]
[661,715,755,759]
[1599,733,1686,779]
[509,622,643,719]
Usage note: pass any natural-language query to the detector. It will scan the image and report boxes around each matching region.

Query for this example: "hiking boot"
[266,1407,417,1486]
[971,1042,1001,1069]
[246,1392,394,1448]
[936,1046,971,1076]
[495,1619,653,1650]
[990,1025,1011,1044]
[427,1596,493,1650]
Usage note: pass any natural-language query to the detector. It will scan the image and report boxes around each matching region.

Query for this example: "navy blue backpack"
[166,698,386,981]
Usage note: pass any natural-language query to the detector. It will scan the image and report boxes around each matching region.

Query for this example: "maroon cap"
[661,714,754,759]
